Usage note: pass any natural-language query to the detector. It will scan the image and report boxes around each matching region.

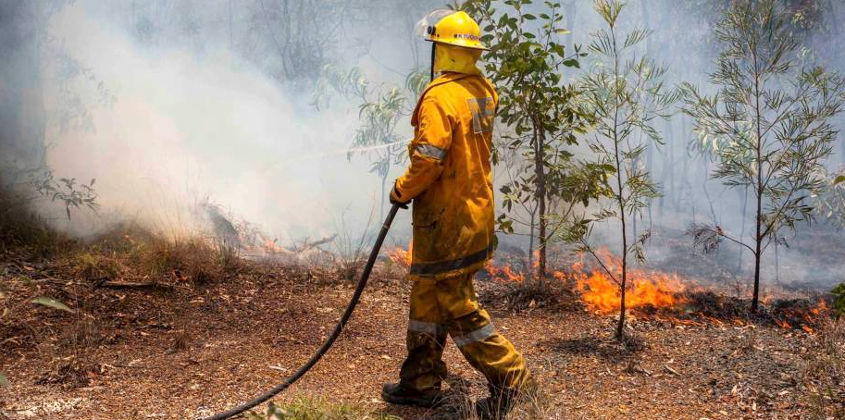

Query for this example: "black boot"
[475,386,518,420]
[381,382,442,407]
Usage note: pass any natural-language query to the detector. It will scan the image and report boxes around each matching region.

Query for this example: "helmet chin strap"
[430,43,436,82]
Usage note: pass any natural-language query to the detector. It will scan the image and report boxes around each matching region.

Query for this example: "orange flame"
[569,249,685,314]
[809,300,827,316]
[486,262,525,282]
[263,239,283,254]
[389,242,412,267]
[774,319,792,329]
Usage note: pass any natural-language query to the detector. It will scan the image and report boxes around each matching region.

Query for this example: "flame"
[809,300,827,316]
[263,239,283,254]
[568,249,685,314]
[389,242,412,267]
[774,319,792,329]
[486,262,525,282]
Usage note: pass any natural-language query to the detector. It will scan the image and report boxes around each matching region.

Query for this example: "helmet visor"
[414,9,456,40]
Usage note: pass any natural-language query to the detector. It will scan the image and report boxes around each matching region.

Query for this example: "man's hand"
[389,182,409,209]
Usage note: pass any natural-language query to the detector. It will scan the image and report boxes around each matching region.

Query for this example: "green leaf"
[834,175,845,186]
[555,28,571,35]
[562,58,580,68]
[0,372,8,387]
[32,296,74,313]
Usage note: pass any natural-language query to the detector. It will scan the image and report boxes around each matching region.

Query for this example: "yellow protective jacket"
[393,72,498,279]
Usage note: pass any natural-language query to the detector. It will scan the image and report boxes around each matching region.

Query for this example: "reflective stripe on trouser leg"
[448,308,531,390]
[399,319,447,392]
[399,278,448,392]
[452,322,496,347]
[408,319,446,337]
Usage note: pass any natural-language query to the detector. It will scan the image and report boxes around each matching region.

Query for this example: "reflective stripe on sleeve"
[452,323,496,347]
[408,319,446,337]
[415,143,447,160]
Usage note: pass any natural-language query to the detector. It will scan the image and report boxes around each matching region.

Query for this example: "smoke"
[11,0,435,243]
[46,5,339,237]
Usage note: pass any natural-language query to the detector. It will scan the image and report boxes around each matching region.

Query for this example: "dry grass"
[435,381,560,420]
[0,185,75,257]
[1,183,240,288]
[479,275,581,314]
[799,319,845,419]
[245,397,402,420]
[56,224,243,287]
[139,236,238,285]
[35,354,97,389]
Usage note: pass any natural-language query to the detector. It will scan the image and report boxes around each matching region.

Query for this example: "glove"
[389,182,409,209]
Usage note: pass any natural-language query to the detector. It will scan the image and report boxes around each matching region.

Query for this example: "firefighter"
[381,10,531,420]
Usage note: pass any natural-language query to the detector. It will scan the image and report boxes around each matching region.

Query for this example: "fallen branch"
[292,234,338,253]
[664,364,680,376]
[98,281,170,289]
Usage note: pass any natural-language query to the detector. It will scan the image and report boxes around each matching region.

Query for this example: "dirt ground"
[1,252,842,420]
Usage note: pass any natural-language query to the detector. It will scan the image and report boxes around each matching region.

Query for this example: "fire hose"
[201,203,402,420]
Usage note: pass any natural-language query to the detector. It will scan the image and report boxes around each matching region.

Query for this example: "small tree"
[573,0,677,340]
[32,170,98,221]
[462,0,589,282]
[683,0,843,312]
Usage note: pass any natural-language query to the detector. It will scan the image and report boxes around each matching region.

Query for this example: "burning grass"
[486,261,526,283]
[479,247,835,333]
[387,242,412,268]
[569,249,686,314]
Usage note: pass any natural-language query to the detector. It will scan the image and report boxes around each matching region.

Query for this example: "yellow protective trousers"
[399,270,530,392]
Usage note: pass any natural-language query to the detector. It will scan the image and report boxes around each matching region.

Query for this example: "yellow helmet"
[423,11,487,51]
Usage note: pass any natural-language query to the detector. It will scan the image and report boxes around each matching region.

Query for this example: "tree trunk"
[752,201,762,312]
[617,235,628,339]
[527,209,535,282]
[751,66,764,313]
[610,27,627,340]
[534,124,547,284]
[615,140,628,340]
